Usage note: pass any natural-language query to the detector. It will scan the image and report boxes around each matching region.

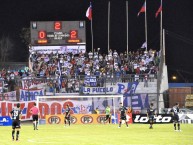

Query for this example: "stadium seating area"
[29,49,159,78]
[0,49,160,93]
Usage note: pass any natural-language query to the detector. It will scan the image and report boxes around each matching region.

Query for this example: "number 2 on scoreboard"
[54,21,61,30]
[70,30,78,39]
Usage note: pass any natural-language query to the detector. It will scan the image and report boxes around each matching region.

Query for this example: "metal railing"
[0,74,157,100]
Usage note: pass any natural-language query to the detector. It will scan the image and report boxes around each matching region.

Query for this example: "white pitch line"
[27,139,59,144]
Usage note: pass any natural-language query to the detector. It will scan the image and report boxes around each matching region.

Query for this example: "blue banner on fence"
[0,116,12,126]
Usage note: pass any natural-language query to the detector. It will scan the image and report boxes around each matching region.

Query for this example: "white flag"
[141,42,147,48]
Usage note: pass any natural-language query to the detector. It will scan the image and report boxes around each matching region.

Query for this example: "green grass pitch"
[0,123,193,145]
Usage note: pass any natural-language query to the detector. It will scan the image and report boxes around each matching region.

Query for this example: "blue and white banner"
[130,94,149,113]
[131,94,149,109]
[123,92,149,113]
[83,81,139,95]
[84,76,97,87]
[0,116,12,126]
[119,81,149,111]
[69,100,92,114]
[20,89,44,101]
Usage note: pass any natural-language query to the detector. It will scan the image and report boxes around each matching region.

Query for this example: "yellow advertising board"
[46,114,106,124]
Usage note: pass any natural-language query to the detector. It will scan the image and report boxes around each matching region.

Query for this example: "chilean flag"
[138,2,146,16]
[155,5,162,18]
[86,2,92,20]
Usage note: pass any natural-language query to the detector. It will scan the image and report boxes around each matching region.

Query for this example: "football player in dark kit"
[171,102,181,131]
[9,103,22,141]
[147,103,156,129]
[64,104,71,127]
[118,103,128,128]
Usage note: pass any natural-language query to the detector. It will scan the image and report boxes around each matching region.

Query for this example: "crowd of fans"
[0,48,160,93]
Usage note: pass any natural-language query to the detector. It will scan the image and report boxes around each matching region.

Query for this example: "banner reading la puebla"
[83,81,139,95]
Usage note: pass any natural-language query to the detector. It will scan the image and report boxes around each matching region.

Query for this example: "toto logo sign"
[81,115,93,124]
[97,115,106,123]
[48,116,61,124]
[70,116,77,124]
[133,114,173,123]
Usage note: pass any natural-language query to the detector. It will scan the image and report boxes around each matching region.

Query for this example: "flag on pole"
[86,2,92,20]
[141,42,147,49]
[155,5,162,18]
[138,2,146,16]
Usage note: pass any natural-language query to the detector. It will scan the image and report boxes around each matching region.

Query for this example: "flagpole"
[145,0,148,51]
[160,0,163,53]
[126,1,129,56]
[163,29,165,64]
[91,18,94,54]
[108,1,110,53]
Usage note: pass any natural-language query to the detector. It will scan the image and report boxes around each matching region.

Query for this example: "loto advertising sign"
[132,114,173,123]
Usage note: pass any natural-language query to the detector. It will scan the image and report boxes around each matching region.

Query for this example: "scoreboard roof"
[30,21,86,46]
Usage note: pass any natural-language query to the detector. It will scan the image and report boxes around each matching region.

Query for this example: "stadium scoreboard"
[30,21,86,45]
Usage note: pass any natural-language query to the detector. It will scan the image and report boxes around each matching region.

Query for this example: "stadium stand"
[0,49,160,94]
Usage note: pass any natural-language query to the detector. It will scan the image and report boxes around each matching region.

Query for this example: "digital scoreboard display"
[30,21,86,45]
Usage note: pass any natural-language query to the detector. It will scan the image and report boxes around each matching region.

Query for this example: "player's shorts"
[105,115,111,120]
[65,116,70,121]
[12,120,21,129]
[32,115,39,121]
[173,114,179,123]
[120,115,126,120]
[149,115,154,123]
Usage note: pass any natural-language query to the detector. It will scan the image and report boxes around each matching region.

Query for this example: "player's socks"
[68,120,70,126]
[126,122,128,127]
[33,122,35,130]
[149,124,153,129]
[36,121,38,130]
[119,121,121,128]
[174,123,176,130]
[177,123,180,130]
[16,131,19,141]
[12,130,15,140]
